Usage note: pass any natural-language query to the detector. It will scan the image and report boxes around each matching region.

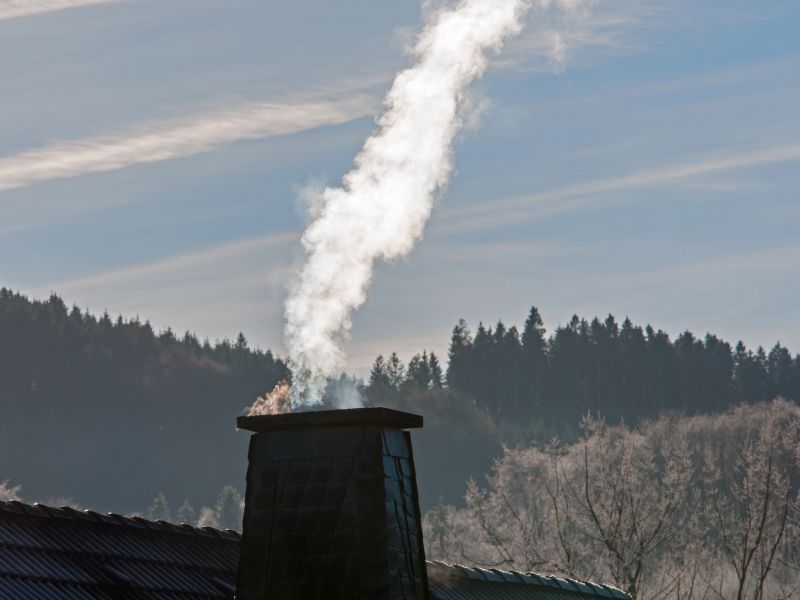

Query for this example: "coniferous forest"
[0,288,287,514]
[367,307,800,427]
[1,289,799,516]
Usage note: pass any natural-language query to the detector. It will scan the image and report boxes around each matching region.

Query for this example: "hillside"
[1,289,798,516]
[0,289,287,514]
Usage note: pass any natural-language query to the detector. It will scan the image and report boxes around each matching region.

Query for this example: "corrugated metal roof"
[427,562,629,600]
[0,500,628,599]
[0,500,239,599]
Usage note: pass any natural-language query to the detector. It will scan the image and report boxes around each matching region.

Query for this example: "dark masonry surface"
[235,407,429,600]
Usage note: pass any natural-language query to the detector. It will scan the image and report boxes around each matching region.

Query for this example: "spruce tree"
[386,353,405,391]
[521,307,547,412]
[429,352,444,389]
[369,355,391,390]
[446,319,472,392]
[407,351,432,390]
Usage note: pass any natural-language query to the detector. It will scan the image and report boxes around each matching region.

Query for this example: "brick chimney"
[235,408,429,600]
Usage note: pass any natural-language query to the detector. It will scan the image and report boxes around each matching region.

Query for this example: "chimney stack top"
[236,406,423,433]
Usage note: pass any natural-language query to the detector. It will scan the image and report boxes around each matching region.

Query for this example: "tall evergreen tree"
[521,307,547,412]
[429,352,444,389]
[386,352,405,391]
[369,355,391,390]
[768,343,794,399]
[446,320,472,392]
[407,351,433,390]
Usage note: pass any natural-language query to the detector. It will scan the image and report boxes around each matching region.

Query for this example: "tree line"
[0,288,287,513]
[368,307,800,426]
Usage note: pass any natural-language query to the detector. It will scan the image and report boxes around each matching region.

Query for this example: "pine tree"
[768,343,794,399]
[446,319,472,392]
[522,307,548,413]
[407,351,432,390]
[386,353,405,391]
[369,355,391,390]
[148,492,170,522]
[429,352,444,389]
[235,332,248,352]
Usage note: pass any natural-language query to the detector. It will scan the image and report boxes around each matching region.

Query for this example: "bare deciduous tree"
[424,400,800,600]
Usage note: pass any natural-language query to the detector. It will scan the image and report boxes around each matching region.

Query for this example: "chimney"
[235,407,429,600]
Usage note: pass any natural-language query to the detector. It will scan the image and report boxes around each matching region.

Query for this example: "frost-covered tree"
[215,485,243,531]
[701,404,800,600]
[148,492,170,522]
[176,499,196,525]
[0,479,22,501]
[424,401,800,600]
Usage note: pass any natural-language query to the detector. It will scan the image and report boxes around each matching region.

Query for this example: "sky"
[2,0,799,375]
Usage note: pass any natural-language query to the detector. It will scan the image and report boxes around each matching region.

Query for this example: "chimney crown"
[237,407,423,433]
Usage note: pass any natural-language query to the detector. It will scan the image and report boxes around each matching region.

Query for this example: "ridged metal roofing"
[427,562,629,599]
[0,500,239,599]
[0,500,628,599]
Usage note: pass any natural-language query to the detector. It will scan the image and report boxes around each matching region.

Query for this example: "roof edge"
[0,499,241,542]
[426,560,630,599]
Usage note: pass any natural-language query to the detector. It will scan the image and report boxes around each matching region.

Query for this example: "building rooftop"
[0,499,628,599]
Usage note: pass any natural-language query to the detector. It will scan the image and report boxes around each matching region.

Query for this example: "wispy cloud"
[0,96,376,193]
[46,233,296,293]
[0,0,114,21]
[437,143,800,235]
[31,232,299,345]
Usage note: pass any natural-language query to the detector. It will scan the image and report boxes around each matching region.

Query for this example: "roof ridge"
[0,499,241,542]
[427,560,630,599]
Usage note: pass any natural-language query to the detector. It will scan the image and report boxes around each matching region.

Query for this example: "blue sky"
[2,0,799,374]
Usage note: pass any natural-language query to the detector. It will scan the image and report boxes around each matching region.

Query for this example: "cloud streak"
[0,96,375,193]
[0,0,115,21]
[30,232,298,347]
[438,143,800,234]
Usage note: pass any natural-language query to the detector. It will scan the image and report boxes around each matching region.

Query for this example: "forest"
[0,288,287,515]
[367,306,800,430]
[1,288,799,535]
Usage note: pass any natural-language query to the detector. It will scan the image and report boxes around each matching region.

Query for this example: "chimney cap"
[237,406,423,432]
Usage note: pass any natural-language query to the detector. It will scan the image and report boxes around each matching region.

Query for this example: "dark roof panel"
[0,500,627,599]
[0,501,239,599]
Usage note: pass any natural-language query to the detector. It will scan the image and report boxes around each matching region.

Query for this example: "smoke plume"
[285,0,575,407]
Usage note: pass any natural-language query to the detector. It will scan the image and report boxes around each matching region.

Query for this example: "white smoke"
[285,0,584,407]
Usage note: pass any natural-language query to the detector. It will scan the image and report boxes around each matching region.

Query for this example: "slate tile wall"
[236,424,429,600]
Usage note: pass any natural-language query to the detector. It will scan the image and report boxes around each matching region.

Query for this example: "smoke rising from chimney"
[285,0,584,407]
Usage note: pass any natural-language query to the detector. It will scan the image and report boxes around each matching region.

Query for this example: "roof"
[0,500,239,599]
[427,562,629,600]
[0,499,628,600]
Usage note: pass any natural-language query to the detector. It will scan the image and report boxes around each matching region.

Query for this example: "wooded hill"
[1,289,798,513]
[367,306,800,429]
[0,288,287,513]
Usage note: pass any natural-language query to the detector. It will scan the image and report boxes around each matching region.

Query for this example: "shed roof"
[0,500,627,599]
